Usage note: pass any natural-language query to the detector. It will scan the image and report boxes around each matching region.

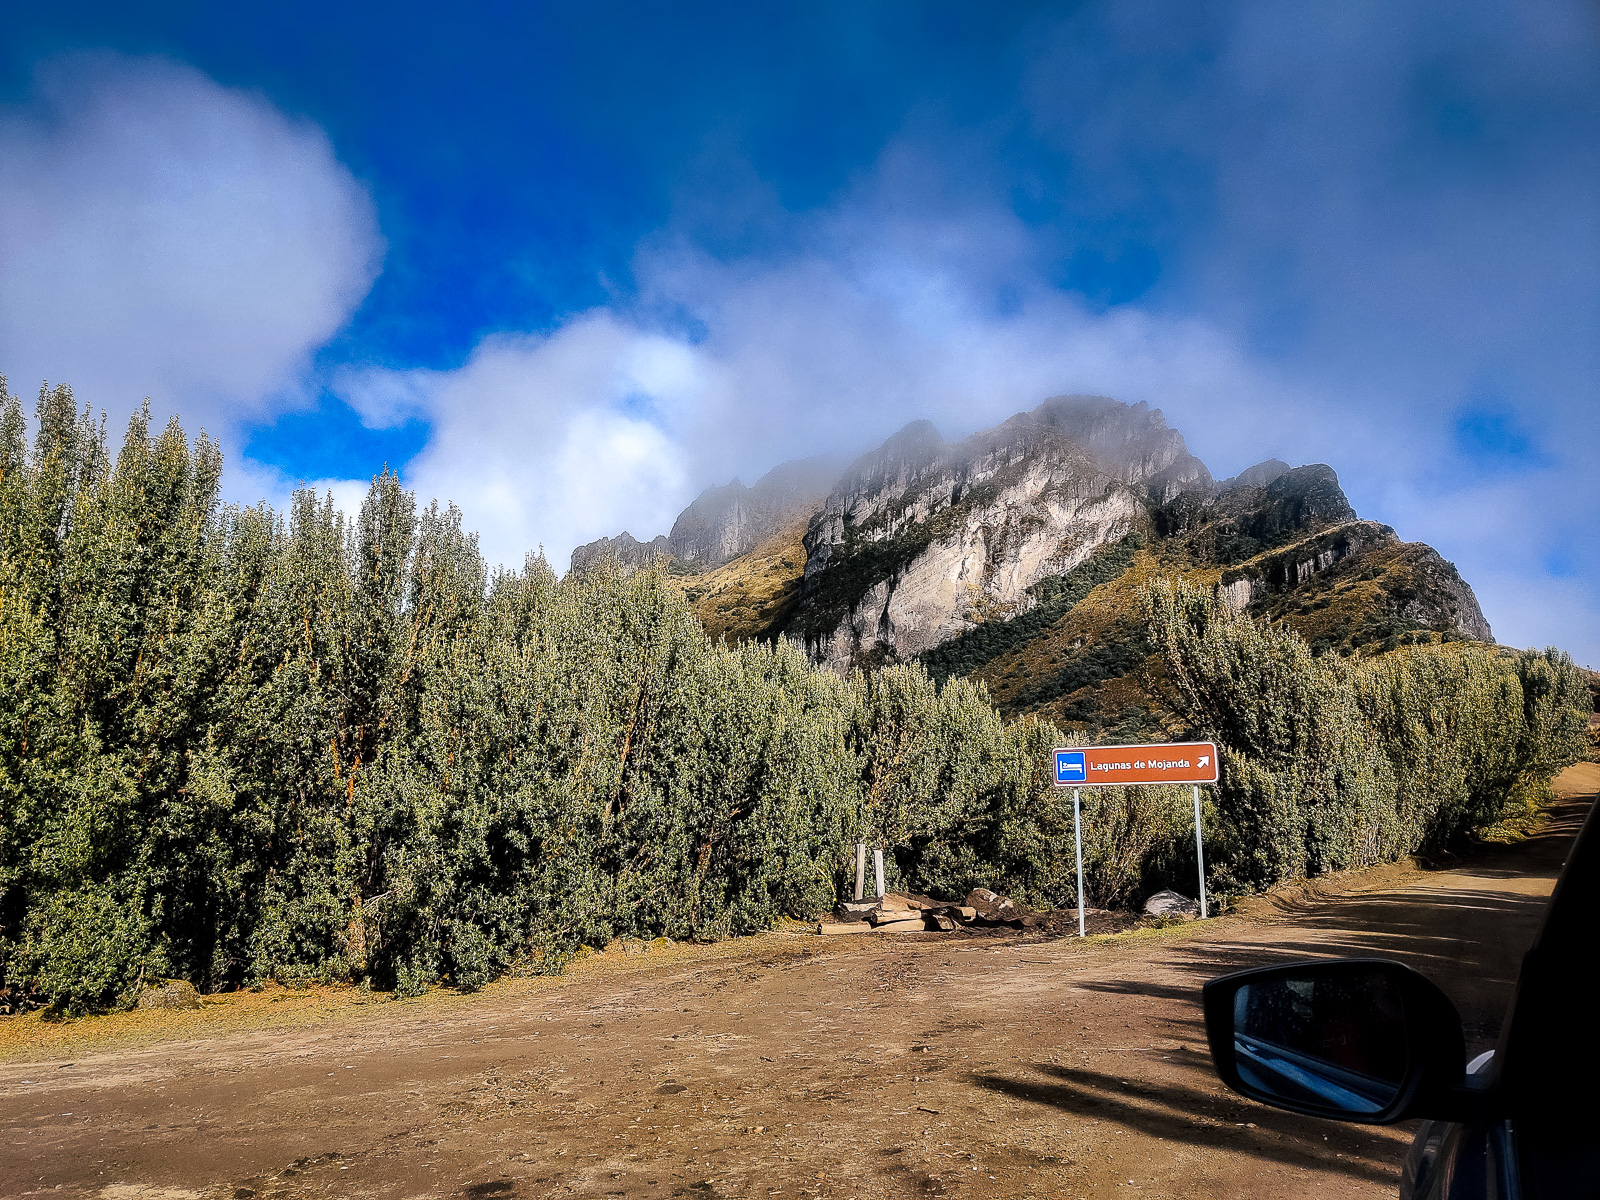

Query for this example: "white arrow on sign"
[1199,755,1210,768]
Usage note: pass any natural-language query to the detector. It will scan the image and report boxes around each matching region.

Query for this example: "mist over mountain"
[574,394,1493,735]
[570,453,843,574]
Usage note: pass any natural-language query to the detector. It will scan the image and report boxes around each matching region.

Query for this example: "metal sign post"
[1073,789,1086,938]
[1054,741,1219,926]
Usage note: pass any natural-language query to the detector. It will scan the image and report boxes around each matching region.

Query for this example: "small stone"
[965,887,1036,925]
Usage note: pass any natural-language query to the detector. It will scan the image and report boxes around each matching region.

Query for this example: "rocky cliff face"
[1170,464,1492,643]
[1026,394,1212,502]
[792,396,1207,669]
[1246,532,1494,648]
[569,530,671,573]
[665,454,841,569]
[571,453,841,574]
[569,393,1496,723]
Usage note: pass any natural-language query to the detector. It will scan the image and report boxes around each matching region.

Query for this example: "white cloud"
[341,313,692,568]
[229,457,373,530]
[0,52,382,434]
[334,183,1599,664]
[338,201,1341,573]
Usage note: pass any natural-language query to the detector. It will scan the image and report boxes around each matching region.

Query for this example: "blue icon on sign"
[1056,750,1087,784]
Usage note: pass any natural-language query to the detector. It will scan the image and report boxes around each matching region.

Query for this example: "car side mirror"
[1203,958,1486,1124]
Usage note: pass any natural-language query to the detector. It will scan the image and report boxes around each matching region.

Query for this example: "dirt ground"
[4,762,1596,1200]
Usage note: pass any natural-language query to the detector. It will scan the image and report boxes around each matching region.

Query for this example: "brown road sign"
[1053,741,1219,787]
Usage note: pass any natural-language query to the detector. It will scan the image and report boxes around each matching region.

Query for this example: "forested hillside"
[0,380,1589,1014]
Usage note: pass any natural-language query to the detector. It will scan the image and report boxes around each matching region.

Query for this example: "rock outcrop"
[1217,458,1292,491]
[1157,463,1356,554]
[665,454,842,569]
[570,454,841,574]
[567,393,1496,708]
[1216,520,1396,610]
[568,531,671,573]
[791,397,1206,669]
[1397,546,1494,642]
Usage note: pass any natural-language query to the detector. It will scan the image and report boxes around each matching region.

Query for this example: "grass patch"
[673,522,810,644]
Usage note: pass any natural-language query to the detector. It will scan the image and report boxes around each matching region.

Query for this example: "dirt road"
[4,763,1595,1200]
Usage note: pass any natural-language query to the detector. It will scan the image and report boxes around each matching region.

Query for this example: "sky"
[1,1,1596,665]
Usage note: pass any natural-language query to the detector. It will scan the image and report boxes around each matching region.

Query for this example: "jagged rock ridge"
[570,453,841,574]
[793,396,1210,669]
[569,393,1494,727]
[569,531,672,573]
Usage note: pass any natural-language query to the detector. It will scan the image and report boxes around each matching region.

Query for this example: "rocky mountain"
[572,394,1494,733]
[793,396,1210,669]
[571,453,841,574]
[569,529,673,571]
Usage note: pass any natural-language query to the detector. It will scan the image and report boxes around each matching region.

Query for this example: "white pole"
[873,848,886,899]
[1193,785,1208,919]
[1074,789,1086,938]
[854,843,866,901]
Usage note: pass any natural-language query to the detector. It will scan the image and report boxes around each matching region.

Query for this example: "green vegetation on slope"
[1146,578,1590,892]
[1013,629,1154,713]
[674,522,809,644]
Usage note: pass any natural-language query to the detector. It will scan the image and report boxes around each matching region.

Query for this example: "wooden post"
[854,843,866,902]
[872,848,885,899]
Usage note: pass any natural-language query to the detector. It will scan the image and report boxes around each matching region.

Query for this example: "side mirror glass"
[1203,958,1471,1124]
[1231,968,1407,1114]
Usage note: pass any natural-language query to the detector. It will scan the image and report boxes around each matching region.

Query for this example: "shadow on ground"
[971,1058,1404,1187]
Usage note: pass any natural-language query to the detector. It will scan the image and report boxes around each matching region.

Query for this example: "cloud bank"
[0,53,382,433]
[335,199,1335,577]
[331,2,1599,665]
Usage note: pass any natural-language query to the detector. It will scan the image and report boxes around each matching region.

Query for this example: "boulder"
[136,979,204,1010]
[964,888,1044,927]
[1143,890,1200,919]
[966,887,1021,921]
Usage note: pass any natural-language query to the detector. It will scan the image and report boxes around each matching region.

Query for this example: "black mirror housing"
[1203,958,1484,1124]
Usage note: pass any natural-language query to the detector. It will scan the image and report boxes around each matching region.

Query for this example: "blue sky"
[1,1,1597,664]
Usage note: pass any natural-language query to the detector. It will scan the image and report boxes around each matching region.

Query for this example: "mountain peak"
[573,393,1493,711]
[1220,458,1294,491]
[571,452,844,574]
[1024,394,1211,501]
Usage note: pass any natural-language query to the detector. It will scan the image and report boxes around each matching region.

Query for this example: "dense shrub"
[0,383,1112,1010]
[1145,578,1590,894]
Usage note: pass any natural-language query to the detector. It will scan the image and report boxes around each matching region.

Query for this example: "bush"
[1145,578,1590,892]
[0,380,1110,1007]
